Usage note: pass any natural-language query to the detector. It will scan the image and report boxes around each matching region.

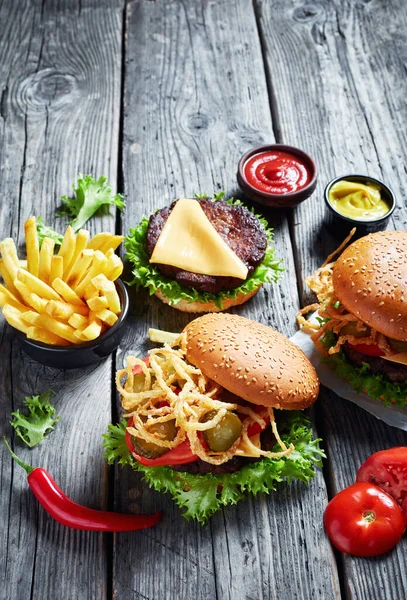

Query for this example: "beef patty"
[344,343,407,383]
[146,198,267,294]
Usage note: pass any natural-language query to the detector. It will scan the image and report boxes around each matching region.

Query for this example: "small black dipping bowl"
[15,279,129,369]
[237,144,317,208]
[324,174,396,240]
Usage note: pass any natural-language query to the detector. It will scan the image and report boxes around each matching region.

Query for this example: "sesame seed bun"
[333,231,407,341]
[154,285,261,313]
[183,313,319,410]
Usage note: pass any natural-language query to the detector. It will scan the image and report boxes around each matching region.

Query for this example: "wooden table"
[1,1,407,598]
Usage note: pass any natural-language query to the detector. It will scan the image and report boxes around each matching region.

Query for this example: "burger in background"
[299,230,407,407]
[124,193,283,313]
[104,313,323,523]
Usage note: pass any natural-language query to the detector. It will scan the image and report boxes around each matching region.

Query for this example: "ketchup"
[244,150,312,195]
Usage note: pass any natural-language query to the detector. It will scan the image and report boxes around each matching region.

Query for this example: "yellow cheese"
[150,198,248,279]
[382,353,407,366]
[234,433,262,458]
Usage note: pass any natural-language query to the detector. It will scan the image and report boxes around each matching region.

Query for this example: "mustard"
[328,180,390,220]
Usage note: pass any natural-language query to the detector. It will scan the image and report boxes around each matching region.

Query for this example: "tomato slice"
[324,482,405,556]
[247,407,270,436]
[348,343,385,357]
[125,417,199,466]
[132,356,150,374]
[357,447,407,521]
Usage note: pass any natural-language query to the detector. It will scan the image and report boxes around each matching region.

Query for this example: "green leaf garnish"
[10,390,60,448]
[57,174,125,232]
[36,217,64,247]
[103,412,324,524]
[124,195,284,309]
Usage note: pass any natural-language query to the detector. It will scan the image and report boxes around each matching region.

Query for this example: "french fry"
[26,326,70,346]
[19,260,28,269]
[68,313,88,329]
[73,330,88,342]
[17,268,61,301]
[21,312,80,344]
[2,304,30,334]
[95,308,118,327]
[0,259,22,300]
[63,229,89,279]
[90,274,121,314]
[0,289,29,312]
[50,255,64,284]
[66,249,94,287]
[84,282,98,301]
[0,238,20,279]
[74,251,107,296]
[86,232,113,251]
[21,310,42,326]
[87,295,108,312]
[45,299,88,320]
[105,248,114,258]
[81,320,102,341]
[52,278,87,307]
[90,273,113,291]
[58,226,76,275]
[39,237,55,285]
[104,254,123,281]
[99,235,124,254]
[24,216,40,277]
[14,280,48,313]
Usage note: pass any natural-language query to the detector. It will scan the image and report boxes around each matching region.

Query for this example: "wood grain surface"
[0,2,123,599]
[1,0,406,599]
[256,1,407,599]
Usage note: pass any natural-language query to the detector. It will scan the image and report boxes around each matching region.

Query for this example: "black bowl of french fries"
[0,218,129,369]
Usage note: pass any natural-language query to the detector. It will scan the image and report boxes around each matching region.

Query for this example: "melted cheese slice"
[382,353,407,366]
[150,198,248,279]
[234,433,262,458]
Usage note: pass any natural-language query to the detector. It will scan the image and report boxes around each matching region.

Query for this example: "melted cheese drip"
[150,198,248,279]
[234,433,262,457]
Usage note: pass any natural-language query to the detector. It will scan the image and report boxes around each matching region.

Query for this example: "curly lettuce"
[124,194,284,309]
[103,412,324,524]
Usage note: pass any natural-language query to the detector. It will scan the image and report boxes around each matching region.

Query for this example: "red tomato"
[125,417,199,466]
[348,343,385,357]
[132,356,150,374]
[357,448,407,521]
[324,482,405,556]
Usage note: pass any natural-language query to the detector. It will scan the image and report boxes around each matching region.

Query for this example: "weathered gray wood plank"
[256,0,407,598]
[115,1,338,598]
[0,2,123,599]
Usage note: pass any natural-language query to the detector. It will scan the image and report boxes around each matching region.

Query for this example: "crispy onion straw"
[117,342,294,465]
[297,227,394,357]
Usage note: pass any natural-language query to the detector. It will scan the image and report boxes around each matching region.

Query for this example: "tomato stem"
[362,509,376,523]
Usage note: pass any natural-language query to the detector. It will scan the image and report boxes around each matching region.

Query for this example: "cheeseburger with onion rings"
[104,313,323,522]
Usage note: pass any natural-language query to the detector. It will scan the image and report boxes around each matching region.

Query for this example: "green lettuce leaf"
[103,412,324,524]
[58,174,125,232]
[36,217,64,247]
[10,390,60,448]
[124,193,284,310]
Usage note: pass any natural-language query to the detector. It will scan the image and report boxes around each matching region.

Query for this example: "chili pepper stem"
[2,436,34,475]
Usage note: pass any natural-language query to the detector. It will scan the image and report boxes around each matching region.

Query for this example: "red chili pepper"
[3,438,161,532]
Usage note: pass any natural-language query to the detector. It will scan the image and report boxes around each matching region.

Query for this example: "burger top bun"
[333,231,407,341]
[183,313,319,410]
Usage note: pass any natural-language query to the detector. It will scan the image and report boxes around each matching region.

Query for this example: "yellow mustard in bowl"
[328,179,391,220]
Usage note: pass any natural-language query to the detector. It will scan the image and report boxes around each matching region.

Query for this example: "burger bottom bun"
[153,285,261,313]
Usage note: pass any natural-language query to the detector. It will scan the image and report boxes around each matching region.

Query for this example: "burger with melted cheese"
[104,313,323,523]
[300,230,407,407]
[124,193,283,312]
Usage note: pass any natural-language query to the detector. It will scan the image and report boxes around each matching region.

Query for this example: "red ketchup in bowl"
[244,150,312,195]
